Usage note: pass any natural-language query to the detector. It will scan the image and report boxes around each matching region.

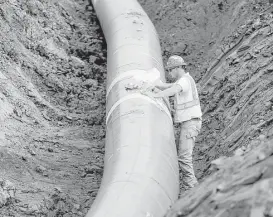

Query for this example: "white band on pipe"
[106,93,172,124]
[106,68,163,98]
[106,69,147,98]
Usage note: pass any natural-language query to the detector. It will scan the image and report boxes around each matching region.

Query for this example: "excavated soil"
[0,0,106,216]
[0,0,273,216]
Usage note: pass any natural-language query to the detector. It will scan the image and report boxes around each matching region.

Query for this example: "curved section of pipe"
[86,1,179,217]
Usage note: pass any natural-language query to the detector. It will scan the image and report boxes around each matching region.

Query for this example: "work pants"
[178,118,202,190]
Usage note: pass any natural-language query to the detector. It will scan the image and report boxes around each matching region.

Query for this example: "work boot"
[179,181,199,197]
[182,174,199,189]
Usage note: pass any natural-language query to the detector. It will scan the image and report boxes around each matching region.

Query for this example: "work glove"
[140,89,157,98]
[141,82,155,91]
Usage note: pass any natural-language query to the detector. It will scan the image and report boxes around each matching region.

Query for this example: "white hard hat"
[166,55,187,69]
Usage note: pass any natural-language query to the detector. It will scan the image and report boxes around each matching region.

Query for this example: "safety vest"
[174,73,202,123]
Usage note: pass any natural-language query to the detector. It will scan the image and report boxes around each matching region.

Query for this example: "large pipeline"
[86,1,179,216]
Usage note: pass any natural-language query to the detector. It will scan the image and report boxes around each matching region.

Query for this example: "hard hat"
[166,55,187,69]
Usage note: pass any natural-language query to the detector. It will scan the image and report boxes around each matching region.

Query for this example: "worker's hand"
[153,94,162,98]
[141,82,155,91]
[140,90,156,98]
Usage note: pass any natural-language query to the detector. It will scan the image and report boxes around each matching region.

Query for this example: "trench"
[1,0,273,216]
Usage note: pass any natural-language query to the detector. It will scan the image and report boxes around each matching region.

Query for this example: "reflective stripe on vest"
[176,74,200,111]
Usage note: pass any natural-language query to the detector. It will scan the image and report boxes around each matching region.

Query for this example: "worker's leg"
[178,119,202,190]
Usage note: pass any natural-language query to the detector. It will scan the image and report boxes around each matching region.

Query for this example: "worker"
[142,55,202,193]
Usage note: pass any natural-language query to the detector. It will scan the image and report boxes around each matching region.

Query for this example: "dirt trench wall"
[0,0,107,216]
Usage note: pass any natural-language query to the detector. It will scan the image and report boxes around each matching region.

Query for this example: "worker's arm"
[153,84,182,98]
[141,77,189,98]
[154,80,174,90]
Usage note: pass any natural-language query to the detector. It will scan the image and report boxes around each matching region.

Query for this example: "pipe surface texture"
[86,1,179,216]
